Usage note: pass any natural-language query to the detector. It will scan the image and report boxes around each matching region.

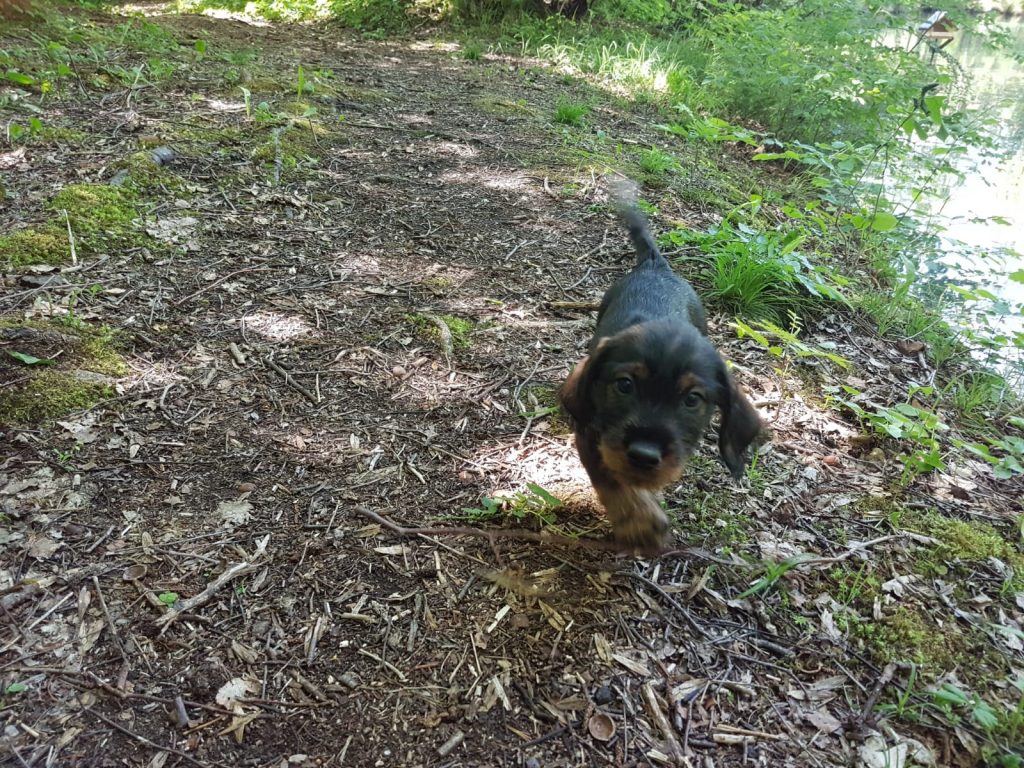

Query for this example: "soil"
[1,5,1022,768]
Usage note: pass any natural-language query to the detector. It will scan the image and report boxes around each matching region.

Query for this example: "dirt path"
[2,7,1021,768]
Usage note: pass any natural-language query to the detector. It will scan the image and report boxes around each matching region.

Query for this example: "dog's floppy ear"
[559,338,611,425]
[715,361,762,479]
[559,355,593,425]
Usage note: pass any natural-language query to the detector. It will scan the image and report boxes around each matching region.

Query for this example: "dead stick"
[264,357,320,405]
[89,708,225,768]
[353,506,741,564]
[155,536,269,633]
[642,682,685,765]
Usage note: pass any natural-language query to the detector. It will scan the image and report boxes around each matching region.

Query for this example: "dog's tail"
[608,178,665,267]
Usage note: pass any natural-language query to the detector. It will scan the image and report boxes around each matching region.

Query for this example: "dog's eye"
[683,391,704,408]
[615,377,634,395]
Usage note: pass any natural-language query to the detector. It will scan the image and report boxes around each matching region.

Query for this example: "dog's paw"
[598,487,670,549]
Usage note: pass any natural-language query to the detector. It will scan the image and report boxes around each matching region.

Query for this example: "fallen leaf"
[612,652,651,676]
[26,533,61,559]
[805,707,842,734]
[860,734,907,768]
[217,498,253,527]
[57,414,102,444]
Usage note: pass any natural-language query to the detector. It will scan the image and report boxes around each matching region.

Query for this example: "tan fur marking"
[677,372,703,393]
[593,485,669,548]
[615,362,650,381]
[597,440,684,490]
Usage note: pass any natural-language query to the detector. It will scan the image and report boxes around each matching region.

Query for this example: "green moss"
[33,126,90,144]
[0,318,126,423]
[80,331,129,376]
[47,184,142,251]
[0,227,68,267]
[407,313,475,350]
[0,369,112,424]
[250,124,325,169]
[910,512,1024,587]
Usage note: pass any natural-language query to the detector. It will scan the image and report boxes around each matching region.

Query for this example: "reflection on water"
[925,18,1024,303]
[886,17,1024,382]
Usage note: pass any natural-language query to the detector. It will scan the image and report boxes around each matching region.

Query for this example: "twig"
[92,575,127,662]
[353,506,740,563]
[857,662,896,729]
[547,300,600,312]
[171,267,274,307]
[88,708,225,768]
[642,682,684,765]
[61,208,78,266]
[264,357,320,405]
[794,534,928,568]
[155,536,270,633]
[419,313,453,366]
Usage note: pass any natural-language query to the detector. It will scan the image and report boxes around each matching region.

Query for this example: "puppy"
[560,192,762,548]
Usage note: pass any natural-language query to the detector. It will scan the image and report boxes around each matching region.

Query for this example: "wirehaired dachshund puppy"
[560,195,762,549]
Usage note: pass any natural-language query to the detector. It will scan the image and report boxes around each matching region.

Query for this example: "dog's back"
[593,202,707,344]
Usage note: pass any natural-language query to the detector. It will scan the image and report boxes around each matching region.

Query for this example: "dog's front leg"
[593,482,669,549]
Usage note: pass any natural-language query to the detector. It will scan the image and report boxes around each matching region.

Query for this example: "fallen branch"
[155,535,270,634]
[546,300,600,312]
[794,533,934,568]
[264,357,320,405]
[642,682,685,765]
[353,506,743,564]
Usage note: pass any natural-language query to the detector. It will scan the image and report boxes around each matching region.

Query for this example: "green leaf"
[7,350,54,366]
[752,150,802,162]
[194,39,207,55]
[1008,269,1024,285]
[4,69,35,86]
[933,684,970,706]
[923,94,945,126]
[4,682,28,695]
[158,591,179,606]
[526,483,561,509]
[971,700,999,731]
[869,212,899,232]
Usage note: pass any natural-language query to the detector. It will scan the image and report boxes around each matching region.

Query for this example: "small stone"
[593,685,613,705]
[525,759,541,768]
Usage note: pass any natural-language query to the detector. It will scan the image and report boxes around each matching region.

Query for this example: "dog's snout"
[626,440,663,469]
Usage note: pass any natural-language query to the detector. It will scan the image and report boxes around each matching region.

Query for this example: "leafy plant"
[733,318,850,369]
[638,145,677,180]
[460,483,562,526]
[835,386,950,481]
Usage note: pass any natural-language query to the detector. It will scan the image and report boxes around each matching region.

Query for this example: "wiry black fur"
[559,190,762,549]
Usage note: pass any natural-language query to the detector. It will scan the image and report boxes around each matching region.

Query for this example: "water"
[894,18,1024,380]
[924,19,1024,299]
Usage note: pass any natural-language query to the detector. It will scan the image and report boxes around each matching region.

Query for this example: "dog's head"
[560,320,761,485]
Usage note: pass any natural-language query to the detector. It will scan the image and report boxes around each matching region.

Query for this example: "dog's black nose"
[627,441,663,469]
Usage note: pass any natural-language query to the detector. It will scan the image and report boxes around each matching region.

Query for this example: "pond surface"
[927,18,1024,300]
[891,17,1024,380]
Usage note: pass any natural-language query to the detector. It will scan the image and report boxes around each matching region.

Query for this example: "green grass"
[460,41,483,60]
[705,249,803,323]
[553,99,589,126]
[638,145,677,182]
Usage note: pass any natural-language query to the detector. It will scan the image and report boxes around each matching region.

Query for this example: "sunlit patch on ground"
[440,167,536,194]
[244,310,317,341]
[426,140,477,159]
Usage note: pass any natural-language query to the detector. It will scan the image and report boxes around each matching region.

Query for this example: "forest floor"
[1,4,1022,767]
